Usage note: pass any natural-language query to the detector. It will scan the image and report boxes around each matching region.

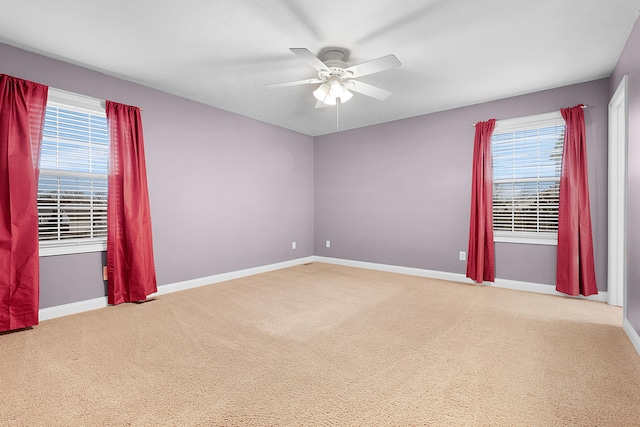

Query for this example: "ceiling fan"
[265,48,401,107]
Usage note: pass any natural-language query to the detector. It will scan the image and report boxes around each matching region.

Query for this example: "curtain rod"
[100,100,143,111]
[472,105,587,126]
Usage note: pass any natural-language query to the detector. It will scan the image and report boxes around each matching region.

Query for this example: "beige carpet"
[2,262,639,426]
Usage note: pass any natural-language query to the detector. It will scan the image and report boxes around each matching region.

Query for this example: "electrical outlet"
[292,241,297,250]
[459,251,466,261]
[326,240,331,248]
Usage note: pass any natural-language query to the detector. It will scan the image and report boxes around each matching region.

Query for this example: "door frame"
[608,75,628,310]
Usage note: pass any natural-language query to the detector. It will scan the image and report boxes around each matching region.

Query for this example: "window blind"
[38,102,109,248]
[492,114,564,240]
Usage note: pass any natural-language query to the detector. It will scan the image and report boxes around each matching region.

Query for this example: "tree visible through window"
[492,112,564,244]
[37,90,109,255]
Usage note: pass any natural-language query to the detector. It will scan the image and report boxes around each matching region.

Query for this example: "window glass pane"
[37,175,107,241]
[493,181,560,232]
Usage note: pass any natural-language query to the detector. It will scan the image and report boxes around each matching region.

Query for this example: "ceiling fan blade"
[348,80,392,100]
[290,48,328,72]
[344,54,401,78]
[264,78,323,88]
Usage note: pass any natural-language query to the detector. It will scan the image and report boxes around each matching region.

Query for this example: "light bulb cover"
[340,88,353,103]
[324,95,337,105]
[313,83,330,101]
[329,79,343,98]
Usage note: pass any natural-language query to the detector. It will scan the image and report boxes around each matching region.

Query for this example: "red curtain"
[106,101,157,305]
[467,119,496,283]
[0,75,48,331]
[556,105,598,296]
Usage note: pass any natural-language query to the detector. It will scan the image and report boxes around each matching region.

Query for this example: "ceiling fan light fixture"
[313,82,330,102]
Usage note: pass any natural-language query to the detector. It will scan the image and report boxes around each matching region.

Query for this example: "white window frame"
[38,88,108,257]
[492,111,565,246]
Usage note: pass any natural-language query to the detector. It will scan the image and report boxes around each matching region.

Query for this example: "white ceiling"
[0,0,639,136]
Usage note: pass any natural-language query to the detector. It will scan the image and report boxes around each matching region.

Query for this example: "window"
[38,89,109,256]
[492,112,565,245]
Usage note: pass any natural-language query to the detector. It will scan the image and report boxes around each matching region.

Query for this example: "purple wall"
[315,79,609,290]
[611,17,640,334]
[1,43,315,309]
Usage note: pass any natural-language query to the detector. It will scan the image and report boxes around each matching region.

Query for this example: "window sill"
[494,234,557,246]
[39,242,107,257]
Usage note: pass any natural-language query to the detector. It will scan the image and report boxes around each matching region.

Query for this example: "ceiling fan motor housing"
[318,50,353,81]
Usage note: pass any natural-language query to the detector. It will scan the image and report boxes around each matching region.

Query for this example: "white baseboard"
[312,256,609,303]
[39,296,108,322]
[152,256,315,296]
[623,318,640,356]
[490,277,608,302]
[312,256,473,283]
[38,256,315,321]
